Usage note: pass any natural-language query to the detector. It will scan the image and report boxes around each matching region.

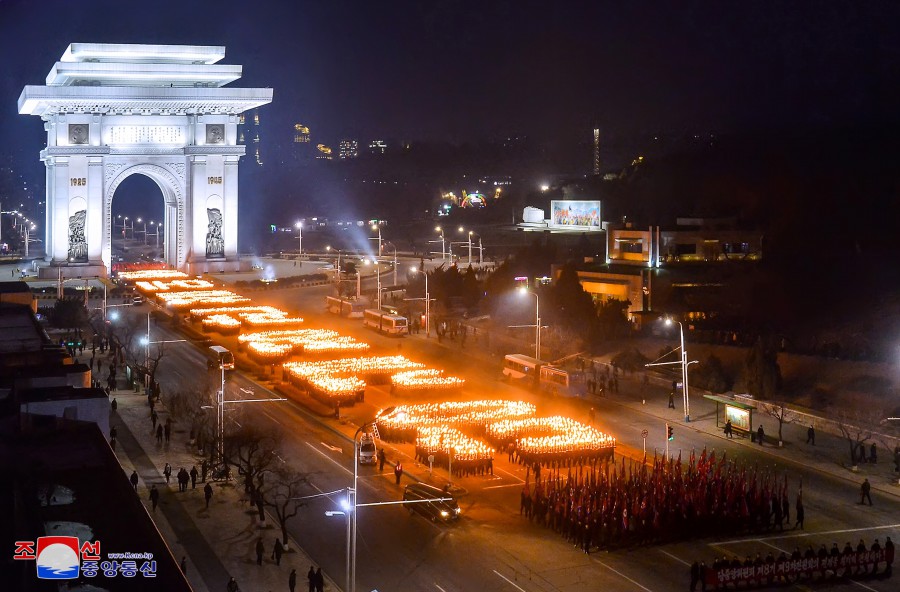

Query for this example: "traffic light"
[667,423,674,441]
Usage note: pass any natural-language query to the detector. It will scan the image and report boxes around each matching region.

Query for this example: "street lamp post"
[518,287,541,360]
[410,266,431,336]
[370,224,382,257]
[458,227,474,266]
[137,218,147,245]
[434,226,446,264]
[389,243,398,285]
[666,318,691,422]
[295,221,303,258]
[375,261,382,310]
[350,407,395,592]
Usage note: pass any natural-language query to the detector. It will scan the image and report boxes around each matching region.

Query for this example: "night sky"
[2,0,898,153]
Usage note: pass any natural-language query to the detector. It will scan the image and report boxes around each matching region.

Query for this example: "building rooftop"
[0,304,47,355]
[2,414,191,591]
[0,281,32,294]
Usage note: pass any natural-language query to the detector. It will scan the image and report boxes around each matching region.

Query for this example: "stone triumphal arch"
[18,43,272,278]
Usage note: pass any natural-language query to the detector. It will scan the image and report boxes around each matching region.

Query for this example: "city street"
[129,280,900,592]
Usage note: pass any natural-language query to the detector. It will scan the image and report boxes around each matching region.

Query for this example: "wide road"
[139,290,900,592]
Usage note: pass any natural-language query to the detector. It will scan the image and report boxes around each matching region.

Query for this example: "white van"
[358,434,377,465]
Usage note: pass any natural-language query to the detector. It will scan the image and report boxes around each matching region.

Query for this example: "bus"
[325,296,366,319]
[206,345,235,371]
[363,309,408,336]
[539,364,571,394]
[502,354,543,384]
[503,354,572,394]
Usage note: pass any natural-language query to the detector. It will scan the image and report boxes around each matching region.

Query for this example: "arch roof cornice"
[19,86,273,116]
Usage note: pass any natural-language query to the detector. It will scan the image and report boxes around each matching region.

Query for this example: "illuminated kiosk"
[18,43,273,278]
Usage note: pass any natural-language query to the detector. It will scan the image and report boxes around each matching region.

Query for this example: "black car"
[403,483,460,522]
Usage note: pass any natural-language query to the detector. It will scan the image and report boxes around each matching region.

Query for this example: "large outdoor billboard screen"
[550,200,601,228]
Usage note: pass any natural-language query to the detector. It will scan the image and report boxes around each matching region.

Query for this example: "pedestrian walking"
[272,538,284,566]
[190,465,198,489]
[110,425,118,449]
[110,397,117,412]
[163,463,172,485]
[689,560,700,592]
[164,421,171,444]
[155,424,163,444]
[723,419,733,438]
[255,537,264,566]
[226,576,239,592]
[394,462,403,485]
[204,482,213,508]
[668,391,675,409]
[130,470,139,491]
[377,448,386,472]
[151,408,158,430]
[178,468,188,492]
[180,556,187,575]
[859,478,873,506]
[806,425,815,445]
[307,566,316,592]
[149,485,159,512]
[756,424,765,446]
[588,407,595,425]
[870,442,877,464]
[314,567,324,592]
[289,568,297,592]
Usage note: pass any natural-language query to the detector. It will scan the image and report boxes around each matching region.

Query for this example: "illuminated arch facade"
[18,43,273,278]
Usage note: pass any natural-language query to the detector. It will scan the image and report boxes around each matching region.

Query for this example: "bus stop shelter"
[704,394,756,436]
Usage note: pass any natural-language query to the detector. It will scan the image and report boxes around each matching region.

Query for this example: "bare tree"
[832,400,888,467]
[259,465,311,551]
[108,311,167,386]
[223,421,281,496]
[761,401,794,445]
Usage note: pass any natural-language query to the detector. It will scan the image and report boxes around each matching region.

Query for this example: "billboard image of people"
[550,200,601,228]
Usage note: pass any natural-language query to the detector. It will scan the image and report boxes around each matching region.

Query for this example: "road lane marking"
[434,584,448,592]
[304,442,352,476]
[591,559,654,592]
[484,483,527,490]
[494,466,525,483]
[321,442,342,452]
[659,549,690,566]
[848,579,880,592]
[713,523,900,546]
[493,569,527,592]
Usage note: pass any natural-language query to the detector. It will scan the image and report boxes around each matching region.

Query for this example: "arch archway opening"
[105,166,182,273]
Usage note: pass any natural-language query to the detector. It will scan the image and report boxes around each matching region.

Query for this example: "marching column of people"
[520,448,802,553]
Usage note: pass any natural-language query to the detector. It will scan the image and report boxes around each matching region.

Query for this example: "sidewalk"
[108,381,340,592]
